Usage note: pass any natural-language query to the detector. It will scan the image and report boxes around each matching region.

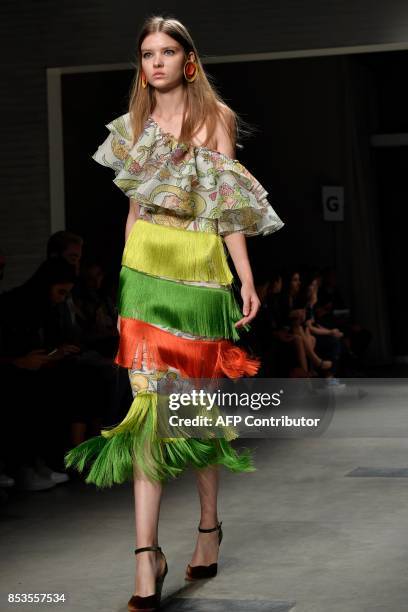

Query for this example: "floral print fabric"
[92,113,285,237]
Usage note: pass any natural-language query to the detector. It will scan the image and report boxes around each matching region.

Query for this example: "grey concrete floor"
[1,378,408,611]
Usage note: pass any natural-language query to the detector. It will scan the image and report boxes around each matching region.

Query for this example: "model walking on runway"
[64,15,284,611]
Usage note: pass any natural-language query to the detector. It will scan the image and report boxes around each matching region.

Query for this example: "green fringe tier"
[64,391,256,487]
[118,266,249,340]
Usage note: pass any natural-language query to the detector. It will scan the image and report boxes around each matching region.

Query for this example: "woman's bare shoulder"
[214,102,236,157]
[216,101,235,125]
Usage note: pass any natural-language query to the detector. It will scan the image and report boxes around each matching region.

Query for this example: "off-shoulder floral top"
[92,112,285,237]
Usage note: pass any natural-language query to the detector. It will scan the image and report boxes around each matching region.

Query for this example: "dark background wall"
[2,0,408,360]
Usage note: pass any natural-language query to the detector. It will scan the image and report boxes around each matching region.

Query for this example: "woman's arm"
[214,107,261,328]
[309,322,333,335]
[125,198,140,242]
[309,323,344,337]
[223,233,260,328]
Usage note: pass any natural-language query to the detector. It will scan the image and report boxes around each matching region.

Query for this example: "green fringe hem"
[64,390,256,488]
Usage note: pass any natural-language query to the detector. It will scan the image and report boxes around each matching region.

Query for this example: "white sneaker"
[0,472,15,488]
[325,377,346,390]
[34,457,70,484]
[17,467,56,491]
[35,464,70,484]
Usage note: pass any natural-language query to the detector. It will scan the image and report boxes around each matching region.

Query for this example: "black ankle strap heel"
[128,546,168,611]
[185,521,223,581]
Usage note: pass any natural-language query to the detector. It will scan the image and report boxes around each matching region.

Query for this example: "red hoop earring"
[183,60,198,83]
[141,71,148,89]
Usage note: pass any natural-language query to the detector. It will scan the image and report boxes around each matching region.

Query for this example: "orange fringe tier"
[116,317,260,379]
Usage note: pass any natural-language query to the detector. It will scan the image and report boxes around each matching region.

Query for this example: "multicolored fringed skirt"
[64,219,260,487]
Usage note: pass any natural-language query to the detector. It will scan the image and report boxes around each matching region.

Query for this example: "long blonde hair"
[128,15,238,150]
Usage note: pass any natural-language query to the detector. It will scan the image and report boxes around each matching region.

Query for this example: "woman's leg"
[292,334,309,372]
[129,364,166,597]
[294,326,332,371]
[315,334,342,376]
[190,465,221,566]
[133,472,165,597]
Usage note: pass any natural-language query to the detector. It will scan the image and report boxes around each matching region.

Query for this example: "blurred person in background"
[0,257,79,491]
[316,266,372,366]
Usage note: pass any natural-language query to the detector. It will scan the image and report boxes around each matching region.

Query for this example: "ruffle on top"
[92,112,285,236]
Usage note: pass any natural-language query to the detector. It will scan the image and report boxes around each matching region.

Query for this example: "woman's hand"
[235,282,261,328]
[12,349,49,370]
[48,344,81,362]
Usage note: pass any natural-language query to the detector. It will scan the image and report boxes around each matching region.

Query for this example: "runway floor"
[1,376,408,611]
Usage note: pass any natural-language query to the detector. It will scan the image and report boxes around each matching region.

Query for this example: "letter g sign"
[322,186,344,221]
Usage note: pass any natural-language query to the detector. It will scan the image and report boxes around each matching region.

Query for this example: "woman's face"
[307,279,318,302]
[140,32,193,91]
[49,282,74,305]
[83,265,104,290]
[290,273,301,294]
[272,277,282,293]
[62,242,82,273]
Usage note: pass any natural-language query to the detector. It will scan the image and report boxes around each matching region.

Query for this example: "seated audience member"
[300,271,346,380]
[46,230,84,343]
[73,261,119,357]
[251,270,312,378]
[47,231,117,446]
[0,258,79,491]
[263,270,308,377]
[280,269,333,377]
[47,230,83,273]
[316,266,372,362]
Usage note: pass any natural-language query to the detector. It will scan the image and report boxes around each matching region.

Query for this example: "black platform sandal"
[128,546,168,612]
[185,521,223,581]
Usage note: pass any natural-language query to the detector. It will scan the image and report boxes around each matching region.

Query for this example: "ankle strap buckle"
[198,521,222,533]
[134,545,162,555]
